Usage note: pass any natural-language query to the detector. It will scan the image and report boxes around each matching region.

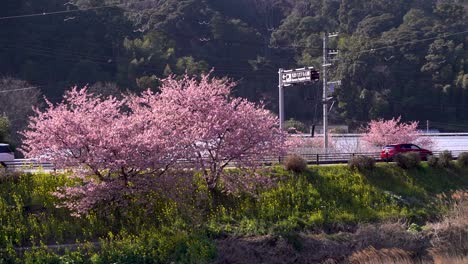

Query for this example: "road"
[3,134,468,172]
[332,134,468,153]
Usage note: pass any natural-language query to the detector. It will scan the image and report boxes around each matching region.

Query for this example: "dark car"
[380,143,433,161]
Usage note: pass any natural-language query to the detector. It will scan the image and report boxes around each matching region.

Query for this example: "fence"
[1,159,55,172]
[288,149,467,165]
[1,150,467,172]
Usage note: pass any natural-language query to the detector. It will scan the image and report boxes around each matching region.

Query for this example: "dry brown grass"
[353,222,429,254]
[428,190,468,263]
[344,192,468,264]
[214,192,468,264]
[432,255,468,264]
[349,246,414,264]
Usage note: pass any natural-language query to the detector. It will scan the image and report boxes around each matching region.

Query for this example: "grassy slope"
[209,163,468,235]
[0,163,467,263]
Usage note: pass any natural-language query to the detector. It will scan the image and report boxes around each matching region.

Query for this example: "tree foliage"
[0,77,42,145]
[362,116,433,149]
[0,116,11,143]
[0,0,467,133]
[151,74,286,190]
[21,74,286,214]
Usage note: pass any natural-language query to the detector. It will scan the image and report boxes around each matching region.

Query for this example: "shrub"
[457,152,468,168]
[427,156,439,168]
[394,152,420,169]
[284,154,307,173]
[284,118,307,133]
[348,155,375,171]
[438,151,453,168]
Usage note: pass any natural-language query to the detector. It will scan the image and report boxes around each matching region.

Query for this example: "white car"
[0,143,15,162]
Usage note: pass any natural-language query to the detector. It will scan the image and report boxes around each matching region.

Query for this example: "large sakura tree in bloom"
[152,74,287,191]
[22,73,287,213]
[361,116,433,149]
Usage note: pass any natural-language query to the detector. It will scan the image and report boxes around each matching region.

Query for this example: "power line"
[0,3,316,52]
[0,1,154,21]
[3,5,465,53]
[0,40,297,76]
[430,121,468,128]
[1,29,465,65]
[0,39,298,66]
[0,5,118,21]
[356,30,468,54]
[6,29,465,74]
[0,86,40,93]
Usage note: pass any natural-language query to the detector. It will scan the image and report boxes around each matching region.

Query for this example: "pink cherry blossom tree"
[361,116,433,150]
[21,88,183,214]
[152,74,287,192]
[22,74,287,213]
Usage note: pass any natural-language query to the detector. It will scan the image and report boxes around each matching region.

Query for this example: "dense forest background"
[0,0,467,140]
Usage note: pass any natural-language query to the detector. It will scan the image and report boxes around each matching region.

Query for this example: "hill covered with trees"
[0,0,467,132]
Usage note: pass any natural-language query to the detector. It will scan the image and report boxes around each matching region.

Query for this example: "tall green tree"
[0,116,11,144]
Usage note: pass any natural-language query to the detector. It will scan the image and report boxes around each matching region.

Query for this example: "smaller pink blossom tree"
[361,116,433,150]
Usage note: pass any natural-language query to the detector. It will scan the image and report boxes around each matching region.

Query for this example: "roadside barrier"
[1,159,55,172]
[1,150,466,172]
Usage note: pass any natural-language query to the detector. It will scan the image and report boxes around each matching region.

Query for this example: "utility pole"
[279,68,284,129]
[322,32,339,153]
[322,34,329,153]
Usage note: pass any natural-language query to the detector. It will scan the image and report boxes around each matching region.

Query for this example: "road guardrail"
[1,150,467,172]
[1,159,55,172]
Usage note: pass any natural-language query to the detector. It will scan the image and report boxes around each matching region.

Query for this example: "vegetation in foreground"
[0,162,467,263]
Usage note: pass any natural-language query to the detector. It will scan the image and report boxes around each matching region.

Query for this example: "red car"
[380,143,433,161]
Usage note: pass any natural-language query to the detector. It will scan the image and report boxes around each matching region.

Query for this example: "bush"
[457,152,468,168]
[284,118,307,133]
[438,151,453,168]
[348,155,375,171]
[284,154,307,173]
[394,152,420,169]
[427,156,439,168]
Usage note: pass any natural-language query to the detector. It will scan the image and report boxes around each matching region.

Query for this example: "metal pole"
[323,34,329,153]
[279,68,284,130]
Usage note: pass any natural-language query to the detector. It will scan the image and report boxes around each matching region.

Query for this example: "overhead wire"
[0,0,466,53]
[0,86,41,93]
[10,27,468,77]
[429,121,468,128]
[0,36,299,77]
[0,0,150,20]
[0,39,298,66]
[0,1,467,102]
[356,30,468,54]
[0,2,318,51]
[0,45,281,81]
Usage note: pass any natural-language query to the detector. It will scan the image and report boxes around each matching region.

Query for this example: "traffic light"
[310,70,320,81]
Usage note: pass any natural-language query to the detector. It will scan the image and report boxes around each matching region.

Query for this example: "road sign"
[278,66,319,130]
[281,67,319,85]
